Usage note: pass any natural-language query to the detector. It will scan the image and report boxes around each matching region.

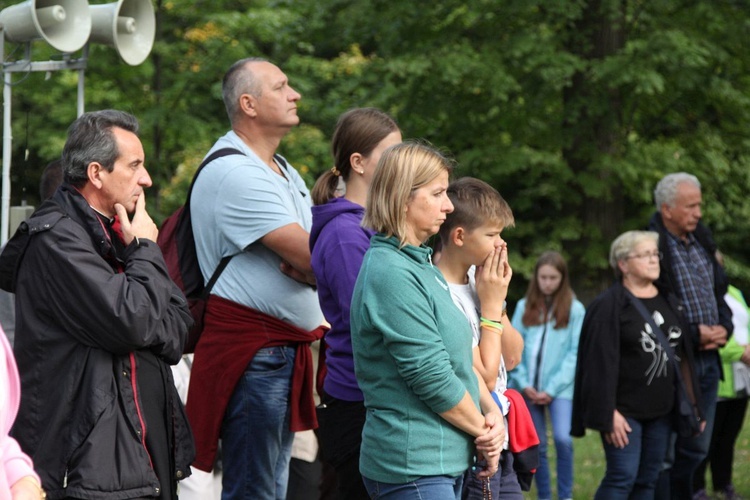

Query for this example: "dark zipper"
[534,320,548,391]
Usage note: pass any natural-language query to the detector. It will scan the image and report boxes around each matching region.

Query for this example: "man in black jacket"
[0,110,195,499]
[648,172,732,500]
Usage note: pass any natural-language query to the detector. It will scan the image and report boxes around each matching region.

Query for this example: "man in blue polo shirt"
[186,58,323,500]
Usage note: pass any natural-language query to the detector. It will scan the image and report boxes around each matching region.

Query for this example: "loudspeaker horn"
[89,0,154,66]
[0,0,92,53]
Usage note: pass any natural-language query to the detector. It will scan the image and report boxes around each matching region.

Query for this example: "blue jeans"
[220,346,296,500]
[595,415,672,500]
[362,474,463,500]
[526,397,574,499]
[668,351,720,499]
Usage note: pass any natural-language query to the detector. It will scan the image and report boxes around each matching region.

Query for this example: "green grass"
[522,409,750,499]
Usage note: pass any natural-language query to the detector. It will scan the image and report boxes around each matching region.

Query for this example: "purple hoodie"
[310,197,374,401]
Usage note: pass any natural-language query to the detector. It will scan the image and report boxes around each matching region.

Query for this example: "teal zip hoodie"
[351,234,479,483]
[508,298,585,400]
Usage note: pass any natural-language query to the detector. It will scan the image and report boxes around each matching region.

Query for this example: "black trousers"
[316,395,369,500]
[694,397,749,492]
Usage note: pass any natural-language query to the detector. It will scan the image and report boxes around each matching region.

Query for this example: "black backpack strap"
[185,148,245,207]
[273,153,307,199]
[273,153,288,172]
[188,148,244,292]
[194,150,296,294]
[624,289,684,382]
[201,255,233,299]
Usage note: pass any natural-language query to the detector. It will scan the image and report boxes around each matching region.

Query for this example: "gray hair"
[62,110,139,187]
[609,230,659,280]
[654,172,701,210]
[222,57,268,123]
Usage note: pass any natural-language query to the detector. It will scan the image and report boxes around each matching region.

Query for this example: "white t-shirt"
[447,269,510,416]
[726,292,749,345]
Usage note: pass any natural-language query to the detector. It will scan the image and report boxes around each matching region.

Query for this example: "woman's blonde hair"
[363,141,454,246]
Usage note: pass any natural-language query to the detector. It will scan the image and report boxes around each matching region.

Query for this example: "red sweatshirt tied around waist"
[186,295,324,472]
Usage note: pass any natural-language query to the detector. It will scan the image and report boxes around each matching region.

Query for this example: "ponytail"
[311,169,340,206]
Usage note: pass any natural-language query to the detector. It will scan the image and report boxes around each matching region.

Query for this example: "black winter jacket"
[571,281,703,436]
[0,184,195,499]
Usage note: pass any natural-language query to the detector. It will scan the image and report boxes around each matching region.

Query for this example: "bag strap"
[273,153,307,198]
[193,149,298,295]
[188,148,244,297]
[624,289,686,386]
[202,255,232,299]
[186,148,244,207]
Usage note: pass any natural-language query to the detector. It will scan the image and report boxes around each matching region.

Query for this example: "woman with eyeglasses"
[572,230,702,499]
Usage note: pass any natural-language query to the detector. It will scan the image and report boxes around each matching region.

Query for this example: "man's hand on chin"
[115,193,158,245]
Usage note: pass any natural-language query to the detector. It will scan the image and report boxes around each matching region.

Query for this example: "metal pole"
[77,45,88,118]
[1,31,11,246]
[0,46,88,244]
[77,67,84,117]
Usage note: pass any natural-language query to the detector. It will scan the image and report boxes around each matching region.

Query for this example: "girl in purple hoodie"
[310,108,401,499]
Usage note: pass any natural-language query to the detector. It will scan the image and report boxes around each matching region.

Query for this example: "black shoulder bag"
[625,290,703,438]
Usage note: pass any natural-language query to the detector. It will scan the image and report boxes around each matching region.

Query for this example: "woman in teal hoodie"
[509,251,584,500]
[350,142,504,499]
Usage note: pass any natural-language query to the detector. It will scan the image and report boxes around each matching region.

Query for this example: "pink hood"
[1,327,39,494]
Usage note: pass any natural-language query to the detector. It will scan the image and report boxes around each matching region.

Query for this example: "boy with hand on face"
[437,177,526,499]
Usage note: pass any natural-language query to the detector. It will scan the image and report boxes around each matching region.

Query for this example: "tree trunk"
[562,0,626,298]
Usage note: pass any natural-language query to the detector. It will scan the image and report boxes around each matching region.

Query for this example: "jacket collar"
[648,211,716,254]
[48,183,119,262]
[370,233,434,266]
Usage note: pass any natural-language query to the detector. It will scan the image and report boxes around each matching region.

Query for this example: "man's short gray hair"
[654,172,701,210]
[222,57,267,123]
[62,110,139,188]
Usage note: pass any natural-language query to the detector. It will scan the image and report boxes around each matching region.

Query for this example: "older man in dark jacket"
[0,110,194,499]
[648,172,732,500]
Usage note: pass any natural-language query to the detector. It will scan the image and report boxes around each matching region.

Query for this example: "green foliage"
[3,0,749,297]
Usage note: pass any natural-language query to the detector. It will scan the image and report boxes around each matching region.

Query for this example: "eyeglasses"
[627,251,663,261]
